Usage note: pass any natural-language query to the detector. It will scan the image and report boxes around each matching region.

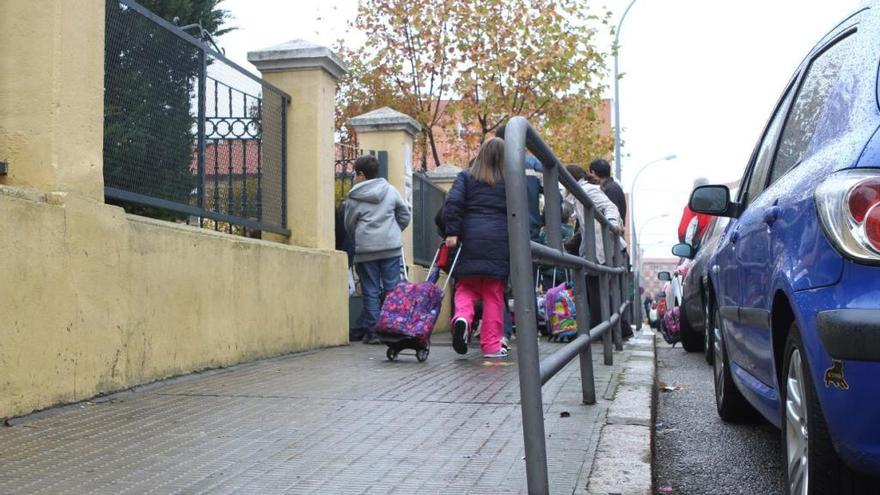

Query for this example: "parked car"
[672,216,731,362]
[658,259,699,350]
[692,6,880,493]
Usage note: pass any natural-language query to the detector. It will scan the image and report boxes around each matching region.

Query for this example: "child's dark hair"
[566,164,588,182]
[354,155,380,180]
[589,159,612,179]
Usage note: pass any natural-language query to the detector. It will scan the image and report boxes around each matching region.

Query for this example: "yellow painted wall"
[0,186,349,419]
[0,0,105,201]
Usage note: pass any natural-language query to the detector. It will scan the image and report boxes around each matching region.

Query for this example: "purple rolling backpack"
[374,245,461,345]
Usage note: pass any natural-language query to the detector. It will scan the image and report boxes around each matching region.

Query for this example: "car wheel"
[704,300,714,365]
[713,306,754,422]
[781,322,878,495]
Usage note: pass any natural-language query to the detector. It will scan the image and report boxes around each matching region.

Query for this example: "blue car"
[690,6,880,494]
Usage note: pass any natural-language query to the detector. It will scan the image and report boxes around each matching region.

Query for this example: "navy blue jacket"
[443,171,509,279]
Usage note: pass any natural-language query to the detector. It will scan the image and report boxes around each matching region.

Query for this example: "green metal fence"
[412,172,447,267]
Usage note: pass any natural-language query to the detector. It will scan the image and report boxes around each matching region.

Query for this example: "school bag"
[545,282,579,343]
[374,244,461,361]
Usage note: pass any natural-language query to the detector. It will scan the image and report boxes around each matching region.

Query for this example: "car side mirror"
[690,185,740,218]
[672,243,696,259]
[658,271,672,281]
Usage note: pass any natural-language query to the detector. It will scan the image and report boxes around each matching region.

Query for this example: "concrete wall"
[0,186,348,418]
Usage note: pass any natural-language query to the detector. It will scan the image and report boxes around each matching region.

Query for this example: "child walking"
[443,137,509,358]
[344,155,411,344]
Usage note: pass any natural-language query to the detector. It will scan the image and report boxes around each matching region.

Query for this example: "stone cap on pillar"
[247,39,347,80]
[348,107,422,138]
[427,163,464,179]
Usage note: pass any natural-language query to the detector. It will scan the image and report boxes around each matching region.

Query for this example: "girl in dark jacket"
[443,137,509,358]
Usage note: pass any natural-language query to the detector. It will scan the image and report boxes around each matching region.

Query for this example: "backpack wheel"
[386,347,398,361]
[416,348,429,362]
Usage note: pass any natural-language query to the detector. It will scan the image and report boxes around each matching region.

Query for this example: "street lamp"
[613,0,638,181]
[637,213,670,248]
[628,154,676,325]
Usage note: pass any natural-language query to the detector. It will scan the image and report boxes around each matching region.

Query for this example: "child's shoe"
[452,317,469,354]
[483,348,509,358]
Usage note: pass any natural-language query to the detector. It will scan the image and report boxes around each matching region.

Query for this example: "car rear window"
[772,33,859,183]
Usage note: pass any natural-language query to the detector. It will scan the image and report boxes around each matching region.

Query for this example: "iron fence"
[497,117,631,494]
[335,140,360,207]
[412,172,447,266]
[103,0,290,236]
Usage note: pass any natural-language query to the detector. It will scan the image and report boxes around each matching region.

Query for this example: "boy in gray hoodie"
[344,155,411,343]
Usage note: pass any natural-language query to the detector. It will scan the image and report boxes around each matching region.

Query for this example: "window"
[771,33,858,184]
[742,83,797,205]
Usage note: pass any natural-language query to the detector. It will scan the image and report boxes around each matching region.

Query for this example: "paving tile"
[0,339,626,494]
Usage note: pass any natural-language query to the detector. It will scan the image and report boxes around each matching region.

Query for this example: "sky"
[218,0,863,258]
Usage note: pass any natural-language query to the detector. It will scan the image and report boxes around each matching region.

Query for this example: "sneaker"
[363,332,382,345]
[483,348,509,358]
[501,336,510,350]
[452,317,469,354]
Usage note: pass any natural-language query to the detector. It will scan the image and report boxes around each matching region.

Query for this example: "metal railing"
[334,141,360,207]
[412,172,447,267]
[103,0,290,236]
[498,117,631,494]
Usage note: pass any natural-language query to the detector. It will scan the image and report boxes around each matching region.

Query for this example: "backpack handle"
[440,243,462,293]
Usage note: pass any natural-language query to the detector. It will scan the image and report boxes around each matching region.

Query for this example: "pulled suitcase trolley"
[375,245,460,362]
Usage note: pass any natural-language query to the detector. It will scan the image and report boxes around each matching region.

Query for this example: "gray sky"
[219,0,862,258]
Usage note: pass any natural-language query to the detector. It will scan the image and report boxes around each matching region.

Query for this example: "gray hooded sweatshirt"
[344,178,411,263]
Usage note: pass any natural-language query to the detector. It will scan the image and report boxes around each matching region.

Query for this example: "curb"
[585,328,656,495]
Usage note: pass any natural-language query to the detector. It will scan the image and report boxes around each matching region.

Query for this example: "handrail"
[497,117,632,494]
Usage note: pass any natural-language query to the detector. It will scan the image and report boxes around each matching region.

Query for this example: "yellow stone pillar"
[348,108,421,267]
[248,40,346,249]
[0,0,105,200]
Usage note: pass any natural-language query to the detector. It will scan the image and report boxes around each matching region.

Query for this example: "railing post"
[543,161,562,250]
[503,117,550,495]
[611,238,624,351]
[574,267,596,404]
[600,226,614,366]
[196,48,207,211]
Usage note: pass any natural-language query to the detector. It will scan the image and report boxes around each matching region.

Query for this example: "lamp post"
[613,0,638,181]
[637,213,671,251]
[629,154,676,326]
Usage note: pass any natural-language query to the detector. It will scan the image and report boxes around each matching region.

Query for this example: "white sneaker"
[483,348,509,358]
[501,336,510,350]
[452,317,469,354]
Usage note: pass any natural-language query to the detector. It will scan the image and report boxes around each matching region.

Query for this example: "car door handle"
[763,206,781,226]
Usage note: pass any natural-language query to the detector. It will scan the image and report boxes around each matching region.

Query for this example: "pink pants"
[453,277,505,354]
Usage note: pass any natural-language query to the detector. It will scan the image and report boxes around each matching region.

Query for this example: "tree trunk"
[427,128,442,170]
[420,130,429,171]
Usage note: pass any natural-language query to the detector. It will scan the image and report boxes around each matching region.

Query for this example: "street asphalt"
[653,341,784,495]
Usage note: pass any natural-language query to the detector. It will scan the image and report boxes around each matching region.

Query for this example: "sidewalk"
[0,329,655,495]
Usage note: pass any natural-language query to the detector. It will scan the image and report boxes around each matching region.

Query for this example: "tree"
[338,0,458,169]
[542,95,614,166]
[103,0,232,217]
[337,0,611,168]
[452,0,610,156]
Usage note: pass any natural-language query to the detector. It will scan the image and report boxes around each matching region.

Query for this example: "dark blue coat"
[443,171,509,279]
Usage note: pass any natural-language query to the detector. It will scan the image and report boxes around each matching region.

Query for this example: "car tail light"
[866,204,880,251]
[815,169,880,263]
[847,177,880,222]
